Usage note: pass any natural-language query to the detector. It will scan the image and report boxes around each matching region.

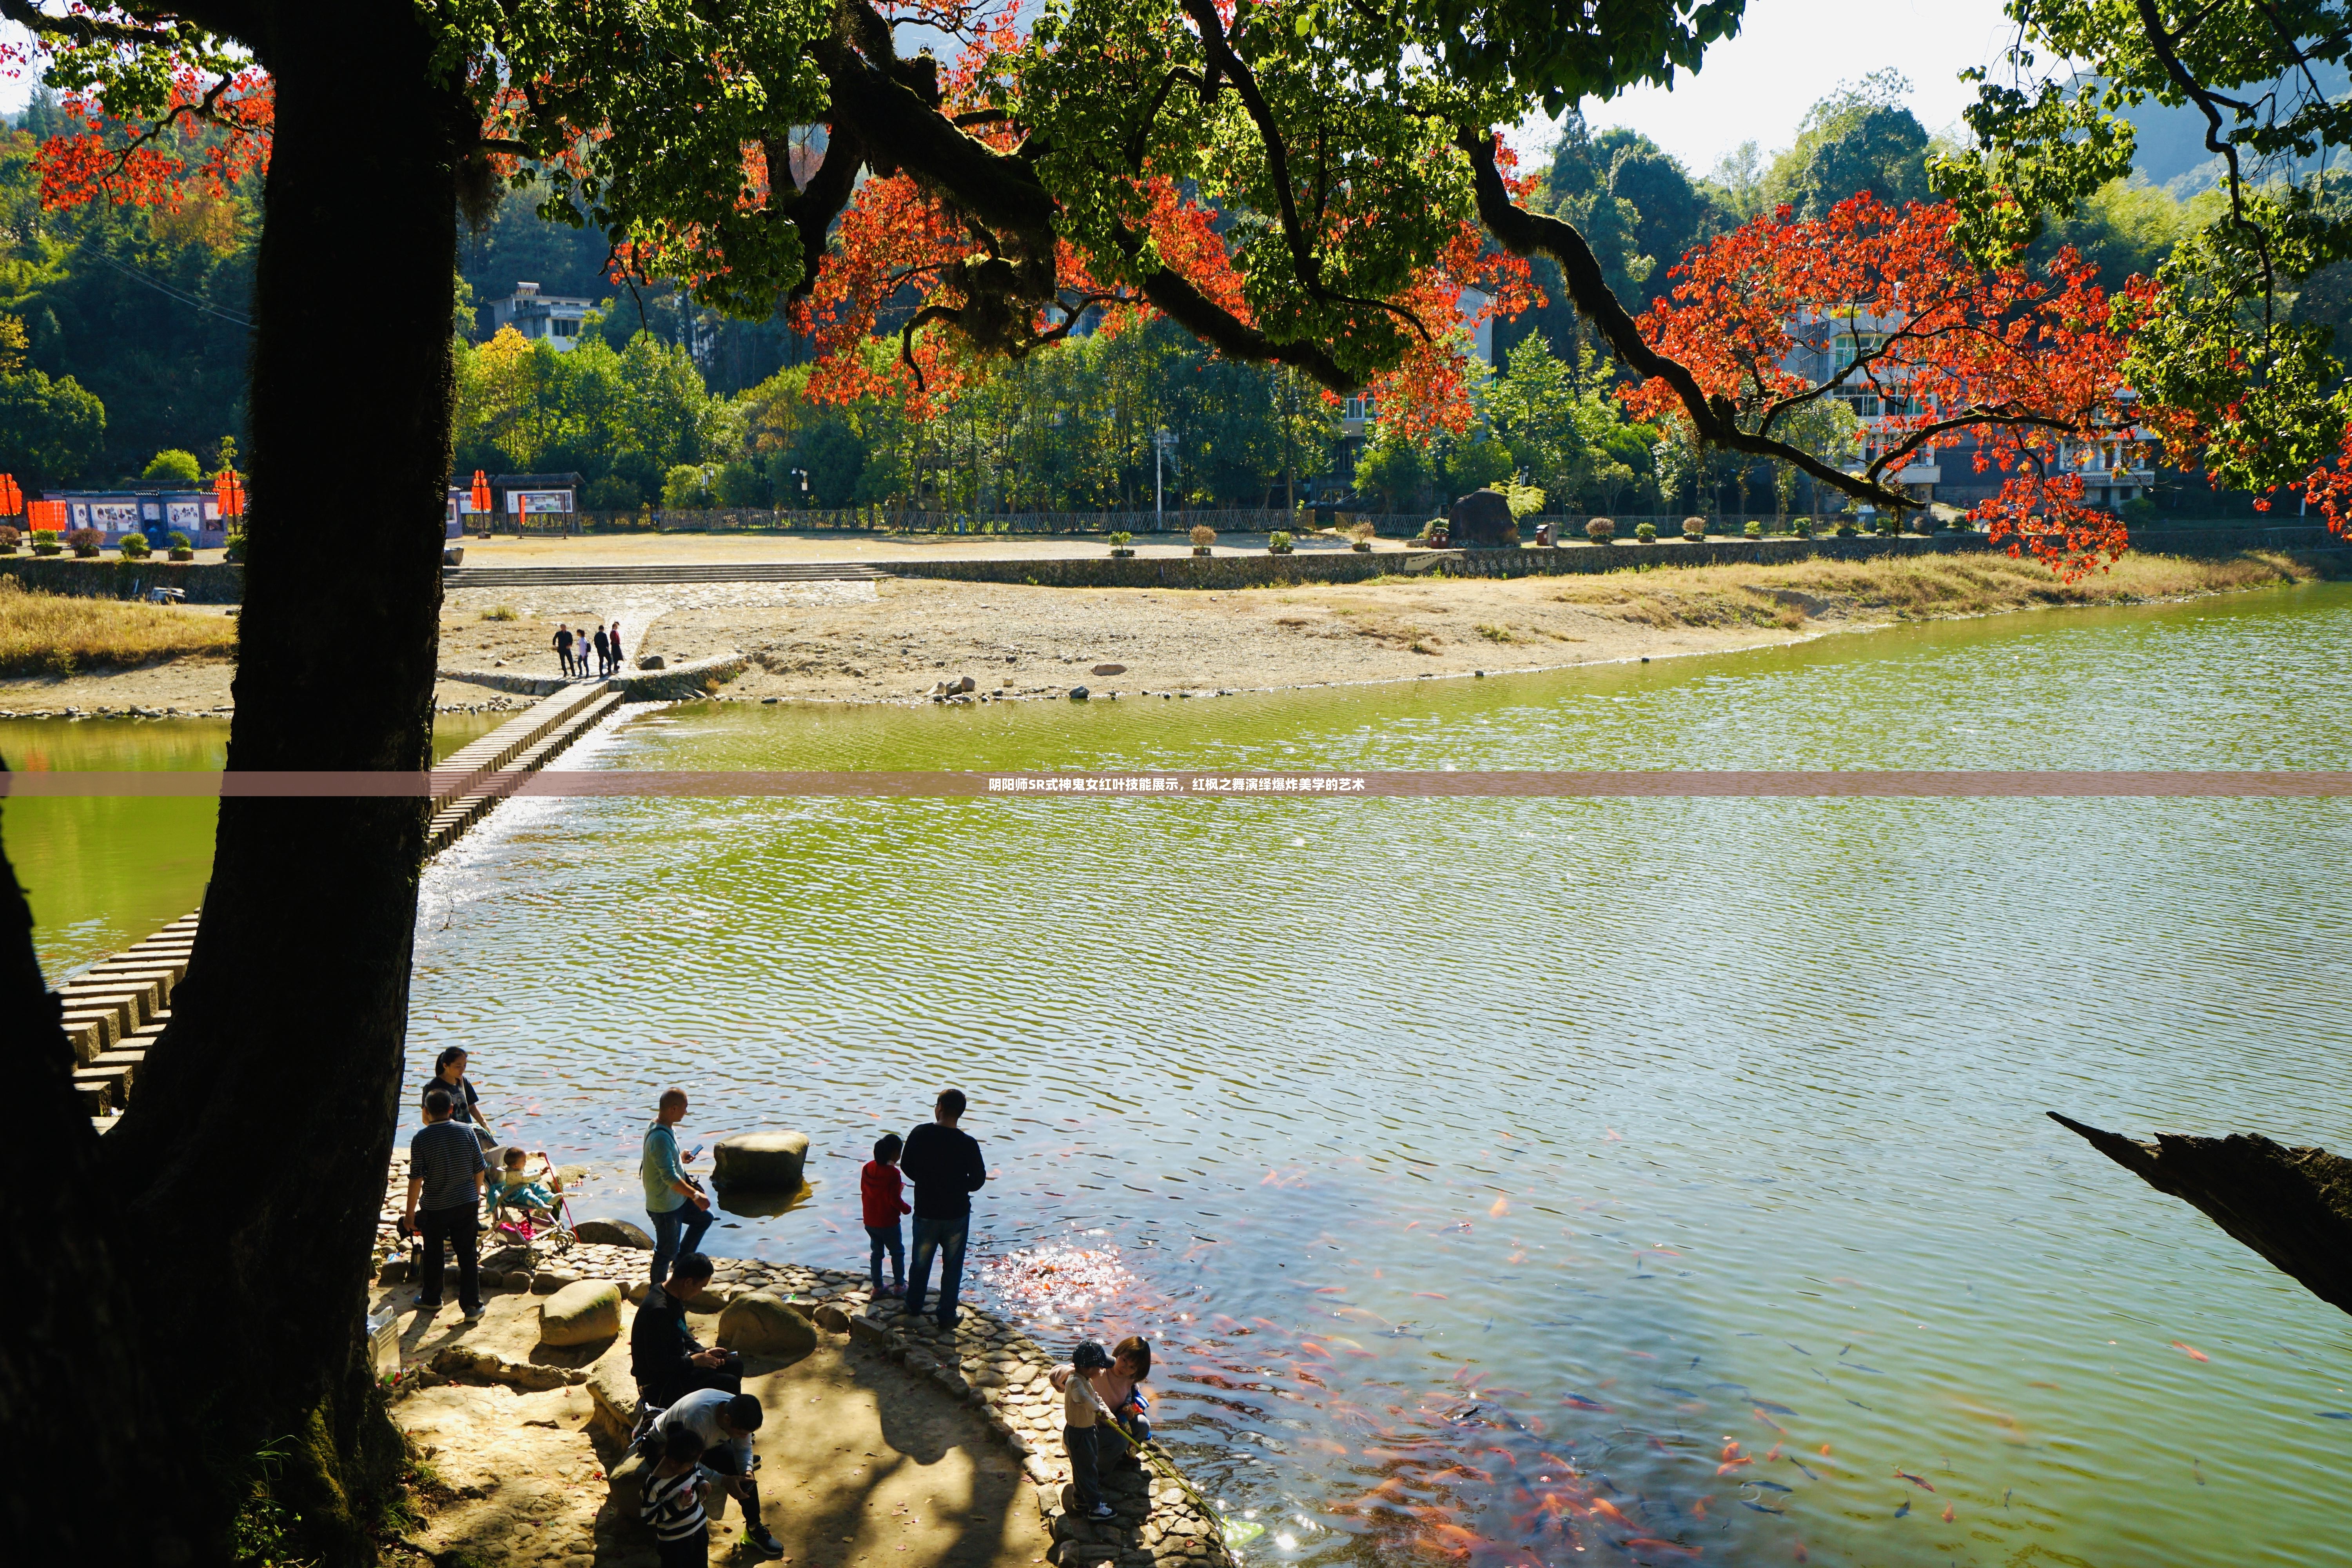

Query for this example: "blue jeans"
[905,1214,968,1325]
[866,1221,905,1293]
[648,1200,714,1285]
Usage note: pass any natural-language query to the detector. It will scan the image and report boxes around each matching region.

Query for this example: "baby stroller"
[486,1155,577,1247]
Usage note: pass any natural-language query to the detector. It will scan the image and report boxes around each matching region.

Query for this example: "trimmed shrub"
[167,531,192,550]
[1874,513,1898,536]
[1189,524,1218,548]
[1681,515,1707,539]
[32,535,63,555]
[168,546,194,561]
[0,526,17,554]
[67,528,102,558]
[117,532,152,559]
[1635,521,1658,541]
[1744,520,1763,538]
[1584,517,1615,543]
[1789,516,1815,537]
[1267,530,1294,554]
[142,448,204,486]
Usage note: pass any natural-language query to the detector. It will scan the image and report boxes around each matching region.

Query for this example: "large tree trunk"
[2049,1113,2352,1318]
[85,5,466,1558]
[0,787,204,1563]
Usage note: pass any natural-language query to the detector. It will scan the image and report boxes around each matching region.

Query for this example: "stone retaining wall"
[611,652,749,701]
[0,556,245,603]
[881,524,2349,591]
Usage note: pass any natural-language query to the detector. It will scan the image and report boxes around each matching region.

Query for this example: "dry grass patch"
[0,578,237,677]
[1550,550,2327,632]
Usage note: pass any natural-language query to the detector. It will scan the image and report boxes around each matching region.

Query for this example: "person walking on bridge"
[900,1087,987,1330]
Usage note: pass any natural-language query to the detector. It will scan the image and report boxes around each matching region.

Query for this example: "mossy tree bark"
[4,4,466,1561]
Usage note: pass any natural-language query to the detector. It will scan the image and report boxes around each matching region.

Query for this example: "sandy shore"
[3,550,2327,717]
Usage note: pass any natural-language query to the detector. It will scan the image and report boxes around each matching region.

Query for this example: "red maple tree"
[1621,194,2139,579]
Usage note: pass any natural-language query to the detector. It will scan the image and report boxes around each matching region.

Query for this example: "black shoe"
[745,1524,786,1557]
[411,1296,443,1312]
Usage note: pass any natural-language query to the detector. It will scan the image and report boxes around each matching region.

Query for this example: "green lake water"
[11,586,2352,1567]
[4,712,501,978]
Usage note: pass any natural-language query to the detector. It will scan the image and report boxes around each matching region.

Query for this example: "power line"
[88,250,253,330]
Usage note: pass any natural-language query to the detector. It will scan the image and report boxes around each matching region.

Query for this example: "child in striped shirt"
[641,1424,711,1566]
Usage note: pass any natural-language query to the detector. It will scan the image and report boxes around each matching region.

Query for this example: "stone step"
[87,1046,148,1098]
[72,1067,124,1114]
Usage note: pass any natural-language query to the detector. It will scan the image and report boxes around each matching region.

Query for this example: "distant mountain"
[2120,62,2350,193]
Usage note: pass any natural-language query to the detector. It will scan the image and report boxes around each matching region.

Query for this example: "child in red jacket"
[861,1133,912,1296]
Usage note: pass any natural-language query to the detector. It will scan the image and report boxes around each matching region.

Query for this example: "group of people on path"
[402,1062,1156,1563]
[554,619,624,678]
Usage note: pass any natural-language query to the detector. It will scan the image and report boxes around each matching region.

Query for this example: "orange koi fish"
[1715,1457,1753,1477]
[1316,1285,1348,1295]
[1940,1504,1955,1524]
[1427,1524,1484,1553]
[2170,1340,2211,1363]
[1490,1197,1511,1218]
[1587,1499,1633,1528]
[1413,1291,1449,1299]
[1893,1470,1935,1492]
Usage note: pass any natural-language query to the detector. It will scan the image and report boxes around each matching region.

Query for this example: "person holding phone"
[643,1087,714,1286]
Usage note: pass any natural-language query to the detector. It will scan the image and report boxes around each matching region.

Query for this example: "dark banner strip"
[5,770,2352,798]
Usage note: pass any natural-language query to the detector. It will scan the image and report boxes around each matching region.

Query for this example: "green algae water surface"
[402,584,2352,1568]
[4,711,503,978]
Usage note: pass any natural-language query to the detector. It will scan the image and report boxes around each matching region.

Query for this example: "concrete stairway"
[425,681,625,855]
[56,911,200,1127]
[442,561,887,588]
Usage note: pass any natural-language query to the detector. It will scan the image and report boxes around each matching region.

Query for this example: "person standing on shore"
[608,621,625,672]
[900,1088,987,1329]
[405,1088,490,1322]
[644,1088,715,1286]
[860,1133,911,1297]
[421,1046,498,1152]
[554,622,575,676]
[593,623,611,676]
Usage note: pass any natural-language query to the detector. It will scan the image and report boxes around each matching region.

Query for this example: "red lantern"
[0,474,21,517]
[213,468,246,520]
[470,469,492,514]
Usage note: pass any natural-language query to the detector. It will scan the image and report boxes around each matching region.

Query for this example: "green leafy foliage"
[142,447,202,484]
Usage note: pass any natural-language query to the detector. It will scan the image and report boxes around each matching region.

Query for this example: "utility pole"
[1154,427,1177,527]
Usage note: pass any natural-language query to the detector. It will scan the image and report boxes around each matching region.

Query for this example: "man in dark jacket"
[631,1252,742,1410]
[900,1087,987,1329]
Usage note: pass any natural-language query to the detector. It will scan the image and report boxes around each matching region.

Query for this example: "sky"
[1533,0,2025,175]
[5,0,2023,169]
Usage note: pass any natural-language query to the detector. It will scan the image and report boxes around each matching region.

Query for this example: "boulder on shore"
[717,1290,819,1357]
[575,1217,654,1249]
[713,1130,809,1191]
[1447,488,1514,547]
[540,1279,623,1347]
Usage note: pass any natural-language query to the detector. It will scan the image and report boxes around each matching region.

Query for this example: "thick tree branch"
[814,37,1055,243]
[775,120,866,301]
[1178,0,1321,296]
[1127,240,1353,391]
[1457,128,1914,511]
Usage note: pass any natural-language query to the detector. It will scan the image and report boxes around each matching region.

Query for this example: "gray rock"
[540,1279,624,1347]
[637,654,666,670]
[813,1303,851,1333]
[716,1290,819,1357]
[533,1267,581,1295]
[712,1129,809,1191]
[574,1218,654,1249]
[1068,685,1091,699]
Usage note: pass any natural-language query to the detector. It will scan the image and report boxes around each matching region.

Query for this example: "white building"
[488,281,593,350]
